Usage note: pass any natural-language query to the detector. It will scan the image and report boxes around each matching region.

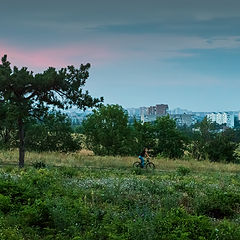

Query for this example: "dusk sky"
[1,0,240,112]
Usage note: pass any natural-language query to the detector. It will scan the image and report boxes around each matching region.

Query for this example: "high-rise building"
[146,104,169,116]
[140,104,169,123]
[207,112,235,128]
[156,104,169,116]
[147,106,156,115]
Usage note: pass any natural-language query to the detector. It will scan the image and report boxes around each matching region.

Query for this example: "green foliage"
[190,117,216,160]
[222,128,240,143]
[60,166,79,178]
[154,208,214,240]
[177,166,191,176]
[189,117,239,163]
[132,167,143,175]
[215,221,240,240]
[82,104,133,155]
[1,166,240,239]
[0,218,24,240]
[207,134,238,163]
[153,116,186,158]
[195,189,240,219]
[0,55,103,167]
[131,120,155,154]
[0,194,11,214]
[0,102,18,149]
[32,161,47,169]
[25,111,81,152]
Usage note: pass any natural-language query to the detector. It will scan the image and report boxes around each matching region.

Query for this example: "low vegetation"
[1,158,240,239]
[0,151,240,240]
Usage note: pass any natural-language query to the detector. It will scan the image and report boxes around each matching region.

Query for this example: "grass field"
[1,149,240,173]
[1,150,240,239]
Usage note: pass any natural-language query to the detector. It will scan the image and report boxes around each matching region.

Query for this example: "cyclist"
[138,147,149,168]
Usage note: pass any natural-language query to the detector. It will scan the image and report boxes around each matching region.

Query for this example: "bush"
[215,220,240,240]
[19,199,51,227]
[0,218,24,240]
[154,208,214,240]
[33,161,47,169]
[0,194,11,213]
[195,190,240,219]
[177,166,191,176]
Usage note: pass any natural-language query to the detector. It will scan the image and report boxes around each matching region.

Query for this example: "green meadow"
[1,151,240,239]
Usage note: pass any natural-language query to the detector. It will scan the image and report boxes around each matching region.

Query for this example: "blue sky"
[0,0,240,111]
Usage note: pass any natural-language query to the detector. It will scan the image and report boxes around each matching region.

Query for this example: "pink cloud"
[0,42,121,72]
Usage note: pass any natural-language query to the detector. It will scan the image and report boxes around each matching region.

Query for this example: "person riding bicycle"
[138,147,149,168]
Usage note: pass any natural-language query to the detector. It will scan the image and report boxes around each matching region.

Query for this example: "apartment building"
[207,112,234,128]
[147,104,169,116]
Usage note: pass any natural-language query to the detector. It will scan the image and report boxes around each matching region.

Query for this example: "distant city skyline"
[66,104,239,128]
[126,105,240,114]
[1,0,240,112]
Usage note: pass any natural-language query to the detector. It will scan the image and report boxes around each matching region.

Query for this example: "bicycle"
[133,157,155,170]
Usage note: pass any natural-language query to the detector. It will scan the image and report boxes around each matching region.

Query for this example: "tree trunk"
[4,128,10,144]
[18,118,25,168]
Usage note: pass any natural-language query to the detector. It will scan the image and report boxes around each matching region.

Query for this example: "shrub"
[18,199,51,227]
[177,166,191,176]
[0,219,24,240]
[154,208,214,240]
[33,161,47,169]
[60,166,79,178]
[0,194,11,213]
[215,220,240,240]
[195,190,240,219]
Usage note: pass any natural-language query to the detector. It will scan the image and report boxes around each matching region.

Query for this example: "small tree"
[0,55,103,167]
[82,104,133,155]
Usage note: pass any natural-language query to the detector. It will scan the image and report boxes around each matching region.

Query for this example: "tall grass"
[1,149,240,174]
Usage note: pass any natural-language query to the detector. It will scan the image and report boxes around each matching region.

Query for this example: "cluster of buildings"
[139,104,169,123]
[127,104,197,127]
[127,104,239,129]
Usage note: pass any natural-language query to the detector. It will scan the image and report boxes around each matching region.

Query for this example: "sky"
[1,0,240,112]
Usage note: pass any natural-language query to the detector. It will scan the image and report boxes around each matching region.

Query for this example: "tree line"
[81,104,240,163]
[1,102,239,164]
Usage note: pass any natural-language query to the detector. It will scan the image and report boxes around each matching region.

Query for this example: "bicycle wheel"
[133,161,141,168]
[146,162,155,170]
